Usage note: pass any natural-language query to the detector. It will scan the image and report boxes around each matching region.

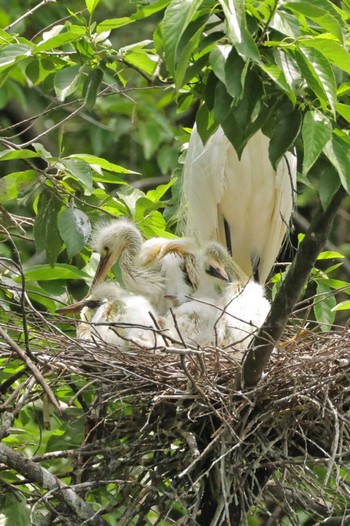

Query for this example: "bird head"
[57,283,125,315]
[203,242,248,285]
[91,219,143,285]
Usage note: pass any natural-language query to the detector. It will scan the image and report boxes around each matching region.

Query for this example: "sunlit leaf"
[0,171,37,204]
[96,17,134,32]
[23,264,89,281]
[54,65,82,102]
[85,0,101,14]
[302,111,332,175]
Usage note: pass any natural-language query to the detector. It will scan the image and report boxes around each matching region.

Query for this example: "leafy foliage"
[1,0,350,525]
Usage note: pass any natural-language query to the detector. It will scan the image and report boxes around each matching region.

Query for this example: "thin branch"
[241,186,346,388]
[0,326,61,413]
[0,443,109,526]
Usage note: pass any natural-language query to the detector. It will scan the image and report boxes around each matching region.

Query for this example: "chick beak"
[57,300,87,315]
[57,298,102,315]
[92,252,113,286]
[206,264,230,282]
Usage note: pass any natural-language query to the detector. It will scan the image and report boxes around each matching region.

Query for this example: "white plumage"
[59,282,167,349]
[91,218,195,314]
[179,126,297,283]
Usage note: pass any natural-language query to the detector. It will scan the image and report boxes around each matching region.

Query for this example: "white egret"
[178,126,297,283]
[90,218,196,314]
[58,282,168,349]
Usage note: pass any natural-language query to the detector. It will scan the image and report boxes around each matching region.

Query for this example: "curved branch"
[0,443,109,526]
[241,186,346,388]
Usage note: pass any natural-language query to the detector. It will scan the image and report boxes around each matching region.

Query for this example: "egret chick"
[58,282,167,349]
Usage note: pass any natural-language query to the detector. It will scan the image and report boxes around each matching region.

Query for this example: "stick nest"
[2,307,350,525]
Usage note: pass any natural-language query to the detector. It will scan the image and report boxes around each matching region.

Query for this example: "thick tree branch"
[241,186,346,388]
[0,443,109,526]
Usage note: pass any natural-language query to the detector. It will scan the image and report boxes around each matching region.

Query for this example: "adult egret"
[90,218,195,314]
[178,126,297,283]
[58,282,167,349]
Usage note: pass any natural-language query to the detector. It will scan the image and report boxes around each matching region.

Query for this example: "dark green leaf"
[318,164,340,211]
[213,81,233,123]
[209,45,230,84]
[34,191,62,266]
[0,492,30,526]
[302,111,332,175]
[224,47,245,99]
[269,105,302,168]
[83,68,103,111]
[58,207,91,260]
[67,154,137,174]
[195,104,218,145]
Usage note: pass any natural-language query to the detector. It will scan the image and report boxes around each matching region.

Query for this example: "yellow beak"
[92,252,113,286]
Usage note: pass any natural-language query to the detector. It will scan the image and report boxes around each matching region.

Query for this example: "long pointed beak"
[57,300,87,315]
[206,264,230,282]
[57,298,102,315]
[92,253,113,286]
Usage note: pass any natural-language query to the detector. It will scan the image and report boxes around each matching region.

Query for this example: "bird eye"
[103,246,108,253]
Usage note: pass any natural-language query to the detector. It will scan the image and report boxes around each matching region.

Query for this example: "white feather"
[179,126,297,283]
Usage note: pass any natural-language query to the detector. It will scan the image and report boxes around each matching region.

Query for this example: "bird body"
[59,282,165,349]
[179,126,297,283]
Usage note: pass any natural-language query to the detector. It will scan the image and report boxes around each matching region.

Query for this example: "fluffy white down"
[77,283,165,349]
[179,126,297,283]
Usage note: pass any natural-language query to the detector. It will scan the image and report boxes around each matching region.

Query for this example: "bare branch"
[241,186,346,388]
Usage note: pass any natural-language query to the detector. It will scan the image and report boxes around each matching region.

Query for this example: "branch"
[0,443,109,526]
[241,186,346,388]
[319,517,350,526]
[0,326,61,413]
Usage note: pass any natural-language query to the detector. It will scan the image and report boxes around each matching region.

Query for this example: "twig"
[0,326,61,413]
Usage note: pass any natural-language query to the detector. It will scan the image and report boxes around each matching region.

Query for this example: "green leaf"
[314,282,336,331]
[96,17,134,32]
[0,44,32,72]
[0,492,30,526]
[318,164,341,211]
[23,264,89,282]
[83,67,103,111]
[54,65,82,102]
[323,132,350,193]
[332,300,350,312]
[0,149,39,161]
[62,159,93,193]
[162,0,206,77]
[34,32,83,53]
[302,111,332,175]
[58,207,91,260]
[213,81,232,123]
[86,0,101,14]
[195,104,218,145]
[300,37,350,75]
[317,278,350,294]
[146,179,176,202]
[317,251,344,260]
[336,102,350,123]
[131,0,171,20]
[218,0,260,62]
[259,62,296,103]
[283,2,343,41]
[210,45,230,84]
[269,105,302,168]
[224,46,245,99]
[34,191,62,266]
[0,171,37,204]
[295,46,337,115]
[67,154,137,174]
